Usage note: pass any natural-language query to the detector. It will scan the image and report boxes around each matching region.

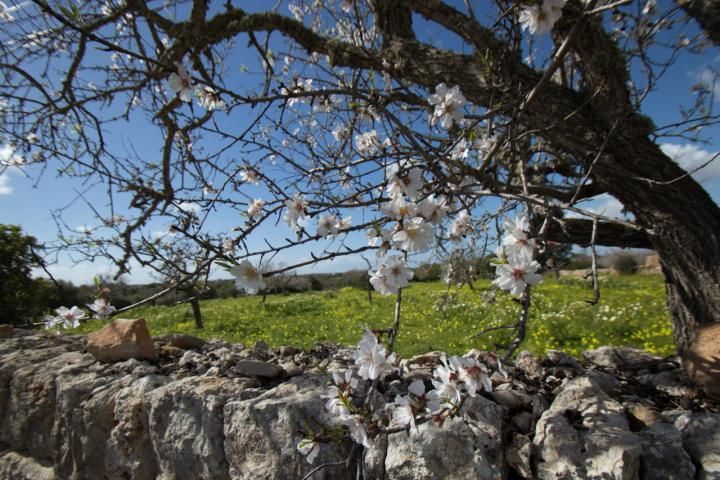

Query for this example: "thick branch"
[544,217,652,249]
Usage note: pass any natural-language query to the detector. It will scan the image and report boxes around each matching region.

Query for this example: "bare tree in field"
[1,0,719,360]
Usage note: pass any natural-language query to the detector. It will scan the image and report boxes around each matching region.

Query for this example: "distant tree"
[0,225,41,326]
[153,237,212,329]
[613,254,639,275]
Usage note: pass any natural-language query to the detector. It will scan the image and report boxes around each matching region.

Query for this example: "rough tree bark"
[190,298,204,330]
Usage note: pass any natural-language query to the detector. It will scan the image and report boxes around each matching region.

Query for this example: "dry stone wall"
[0,329,718,480]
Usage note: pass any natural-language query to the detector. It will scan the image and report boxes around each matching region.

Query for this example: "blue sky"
[1,0,719,285]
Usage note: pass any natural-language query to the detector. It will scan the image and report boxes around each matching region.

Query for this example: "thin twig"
[586,216,600,305]
[470,322,518,339]
[300,460,345,480]
[503,287,531,361]
[387,287,403,353]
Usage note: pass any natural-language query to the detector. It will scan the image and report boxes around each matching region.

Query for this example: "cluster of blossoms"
[167,62,225,110]
[492,215,543,295]
[519,0,566,35]
[44,306,86,330]
[296,330,502,463]
[316,213,352,238]
[360,84,479,296]
[280,78,314,107]
[43,297,117,331]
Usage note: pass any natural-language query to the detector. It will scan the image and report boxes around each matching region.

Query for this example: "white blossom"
[342,415,374,449]
[288,2,304,22]
[393,217,434,252]
[519,0,566,35]
[281,78,313,106]
[386,161,424,199]
[230,260,266,294]
[457,357,493,396]
[502,215,536,261]
[222,237,235,255]
[355,130,380,155]
[168,62,193,102]
[476,134,498,158]
[297,438,320,464]
[450,139,470,161]
[380,196,417,220]
[449,210,472,239]
[418,195,449,225]
[391,394,417,432]
[353,330,396,380]
[367,227,394,257]
[317,214,339,237]
[44,306,86,330]
[493,258,543,295]
[428,83,467,129]
[336,216,352,231]
[247,199,265,219]
[87,298,116,320]
[196,86,225,110]
[283,194,307,230]
[241,168,260,185]
[369,256,413,295]
[332,124,350,142]
[390,379,434,433]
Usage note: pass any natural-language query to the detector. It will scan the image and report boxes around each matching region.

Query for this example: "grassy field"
[72,274,674,358]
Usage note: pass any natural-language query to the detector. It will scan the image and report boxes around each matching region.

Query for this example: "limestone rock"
[638,423,696,480]
[515,350,545,380]
[224,375,351,480]
[674,412,720,479]
[87,318,157,362]
[637,370,697,398]
[279,345,302,357]
[106,375,168,480]
[624,402,660,430]
[583,346,660,370]
[52,354,126,479]
[0,451,55,480]
[154,333,206,350]
[1,348,85,460]
[385,396,505,480]
[506,434,533,479]
[148,376,252,480]
[682,323,720,400]
[363,434,388,480]
[406,351,443,367]
[545,350,583,371]
[234,359,282,378]
[532,375,642,480]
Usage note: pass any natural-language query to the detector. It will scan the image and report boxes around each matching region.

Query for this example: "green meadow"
[73,274,673,358]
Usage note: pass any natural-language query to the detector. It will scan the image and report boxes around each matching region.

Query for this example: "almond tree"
[1,0,719,357]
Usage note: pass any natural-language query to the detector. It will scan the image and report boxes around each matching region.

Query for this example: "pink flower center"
[512,268,525,280]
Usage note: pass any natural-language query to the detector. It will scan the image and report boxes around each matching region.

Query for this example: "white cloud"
[695,68,720,100]
[0,172,11,195]
[586,194,626,219]
[660,143,720,184]
[566,193,629,221]
[0,143,25,166]
[0,142,28,195]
